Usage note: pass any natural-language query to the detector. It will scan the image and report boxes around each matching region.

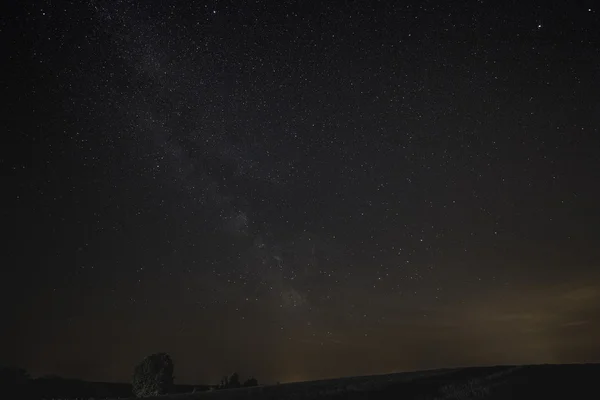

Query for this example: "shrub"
[132,353,174,397]
[218,372,257,389]
[243,377,258,387]
[228,372,241,388]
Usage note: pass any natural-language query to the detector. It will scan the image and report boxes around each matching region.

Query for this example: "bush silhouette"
[243,377,258,387]
[228,372,241,388]
[132,353,174,397]
[218,372,252,389]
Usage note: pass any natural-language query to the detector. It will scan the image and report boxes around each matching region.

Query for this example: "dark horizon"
[3,0,599,385]
[12,361,600,387]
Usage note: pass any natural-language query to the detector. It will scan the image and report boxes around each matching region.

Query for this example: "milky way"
[3,0,600,384]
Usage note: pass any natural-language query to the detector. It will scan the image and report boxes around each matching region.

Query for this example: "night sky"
[3,0,600,385]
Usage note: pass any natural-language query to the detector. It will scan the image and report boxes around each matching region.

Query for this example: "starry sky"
[3,0,600,385]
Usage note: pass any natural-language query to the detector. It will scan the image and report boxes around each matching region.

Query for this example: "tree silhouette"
[132,353,174,397]
[243,377,258,387]
[217,372,258,389]
[219,375,229,389]
[228,372,241,388]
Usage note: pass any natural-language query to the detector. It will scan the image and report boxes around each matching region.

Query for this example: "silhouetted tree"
[243,377,258,387]
[218,375,229,389]
[217,372,245,389]
[228,372,241,388]
[132,353,174,397]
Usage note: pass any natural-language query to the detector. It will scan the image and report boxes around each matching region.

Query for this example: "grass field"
[136,363,600,400]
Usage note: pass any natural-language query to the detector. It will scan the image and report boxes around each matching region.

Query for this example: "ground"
[138,363,600,399]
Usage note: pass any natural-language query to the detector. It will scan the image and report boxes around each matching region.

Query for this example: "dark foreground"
[147,363,600,400]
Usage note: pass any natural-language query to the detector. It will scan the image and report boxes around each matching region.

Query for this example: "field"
[140,363,600,400]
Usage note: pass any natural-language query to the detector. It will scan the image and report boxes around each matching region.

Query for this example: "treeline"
[132,353,258,397]
[217,372,258,389]
[1,352,259,399]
